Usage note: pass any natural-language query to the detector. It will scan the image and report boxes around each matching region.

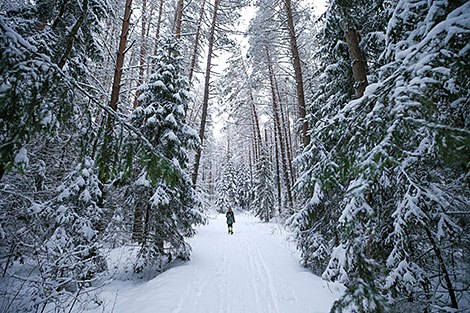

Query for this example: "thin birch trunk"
[192,0,221,185]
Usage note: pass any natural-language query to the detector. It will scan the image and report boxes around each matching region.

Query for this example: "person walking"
[226,208,235,234]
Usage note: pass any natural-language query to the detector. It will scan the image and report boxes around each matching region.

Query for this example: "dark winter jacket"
[226,211,235,224]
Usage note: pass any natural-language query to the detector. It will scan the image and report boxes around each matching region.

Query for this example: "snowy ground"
[82,212,343,313]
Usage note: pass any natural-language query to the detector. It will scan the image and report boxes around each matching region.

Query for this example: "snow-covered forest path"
[88,213,343,313]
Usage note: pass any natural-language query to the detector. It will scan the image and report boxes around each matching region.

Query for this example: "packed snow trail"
[88,213,343,313]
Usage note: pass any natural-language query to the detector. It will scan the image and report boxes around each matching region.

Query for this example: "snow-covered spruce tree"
[215,147,237,213]
[215,174,231,214]
[234,161,252,211]
[371,1,469,310]
[295,0,470,311]
[129,37,204,272]
[254,144,276,222]
[0,1,112,311]
[39,156,106,290]
[290,0,389,279]
[0,0,109,181]
[0,121,109,312]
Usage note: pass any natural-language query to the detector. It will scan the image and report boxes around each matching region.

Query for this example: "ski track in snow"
[85,213,343,313]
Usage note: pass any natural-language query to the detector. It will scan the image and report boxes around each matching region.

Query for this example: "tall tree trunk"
[285,92,294,177]
[250,111,259,162]
[266,47,294,213]
[188,0,206,83]
[132,202,144,243]
[109,0,133,111]
[284,0,310,148]
[101,0,133,183]
[174,0,184,38]
[249,145,255,201]
[272,127,282,215]
[186,0,206,123]
[144,1,155,77]
[340,9,368,97]
[192,0,221,185]
[274,74,295,188]
[153,0,164,56]
[133,0,147,109]
[105,0,142,239]
[249,92,262,163]
[241,54,262,160]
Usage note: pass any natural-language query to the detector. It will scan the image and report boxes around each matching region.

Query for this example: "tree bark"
[274,75,295,188]
[105,0,143,240]
[132,203,144,243]
[284,0,309,148]
[144,1,156,77]
[266,47,294,213]
[249,144,254,201]
[340,8,368,97]
[192,0,221,185]
[188,0,206,83]
[240,54,262,161]
[109,0,133,111]
[284,92,295,181]
[133,0,147,109]
[174,0,184,38]
[284,92,294,172]
[153,0,164,56]
[272,127,282,215]
[251,111,259,162]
